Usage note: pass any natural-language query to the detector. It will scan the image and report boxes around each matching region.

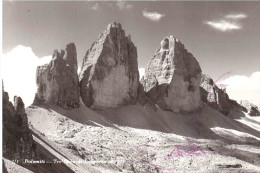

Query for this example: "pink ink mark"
[149,155,175,171]
[184,142,206,156]
[207,71,232,94]
[128,139,206,171]
[169,145,184,158]
[135,138,155,151]
[168,147,176,159]
[214,71,232,84]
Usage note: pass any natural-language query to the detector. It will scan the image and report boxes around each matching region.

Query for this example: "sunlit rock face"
[240,100,260,116]
[200,74,230,115]
[34,43,80,109]
[2,86,33,160]
[79,22,139,109]
[141,36,202,113]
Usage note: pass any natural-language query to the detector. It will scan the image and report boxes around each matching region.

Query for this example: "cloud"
[226,13,247,19]
[91,3,100,10]
[206,12,247,32]
[2,45,51,107]
[77,66,81,75]
[206,20,241,32]
[143,10,165,22]
[116,1,133,10]
[221,72,260,107]
[139,68,145,79]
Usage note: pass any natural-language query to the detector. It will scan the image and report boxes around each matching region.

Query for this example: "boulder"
[79,22,139,109]
[200,74,230,115]
[240,100,260,116]
[141,36,202,113]
[34,43,80,109]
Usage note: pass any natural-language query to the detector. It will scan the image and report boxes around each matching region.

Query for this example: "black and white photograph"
[1,1,260,172]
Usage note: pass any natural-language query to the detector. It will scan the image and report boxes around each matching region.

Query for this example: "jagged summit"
[79,22,139,109]
[200,74,231,115]
[92,22,130,47]
[240,100,260,116]
[34,42,80,109]
[107,21,122,29]
[64,42,78,72]
[141,35,202,112]
[155,36,182,53]
[2,86,33,161]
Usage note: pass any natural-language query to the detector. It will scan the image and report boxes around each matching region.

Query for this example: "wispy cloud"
[143,10,165,22]
[91,3,100,10]
[205,13,247,32]
[206,20,241,32]
[226,13,247,19]
[116,1,133,10]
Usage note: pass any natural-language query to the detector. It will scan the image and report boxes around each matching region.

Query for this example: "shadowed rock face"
[2,87,33,160]
[79,22,139,109]
[34,43,80,109]
[240,100,260,116]
[200,74,230,115]
[141,36,202,113]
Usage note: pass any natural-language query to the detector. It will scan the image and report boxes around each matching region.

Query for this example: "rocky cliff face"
[3,87,33,161]
[34,43,80,109]
[240,100,260,116]
[200,74,230,115]
[140,36,202,112]
[79,22,139,109]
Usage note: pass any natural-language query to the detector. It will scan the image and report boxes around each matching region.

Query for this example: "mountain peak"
[79,22,139,109]
[141,35,202,112]
[34,43,80,109]
[107,22,122,30]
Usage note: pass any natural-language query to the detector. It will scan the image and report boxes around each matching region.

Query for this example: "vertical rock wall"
[141,36,202,112]
[79,22,139,109]
[34,43,80,109]
[3,87,33,160]
[200,74,230,115]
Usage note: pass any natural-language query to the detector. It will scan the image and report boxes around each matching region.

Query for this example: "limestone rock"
[200,74,230,115]
[34,43,80,109]
[137,82,157,110]
[240,100,260,116]
[2,87,33,161]
[141,36,202,112]
[79,22,139,109]
[137,83,148,106]
[229,99,247,112]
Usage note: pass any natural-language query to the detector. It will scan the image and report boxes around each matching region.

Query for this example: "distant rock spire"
[240,100,260,116]
[2,87,33,160]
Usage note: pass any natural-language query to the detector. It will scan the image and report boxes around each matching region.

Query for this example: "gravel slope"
[25,103,260,173]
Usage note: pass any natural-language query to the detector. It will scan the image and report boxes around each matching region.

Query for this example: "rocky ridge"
[2,85,34,161]
[32,22,259,118]
[200,74,231,115]
[34,43,80,109]
[240,100,260,116]
[79,22,139,109]
[140,36,202,113]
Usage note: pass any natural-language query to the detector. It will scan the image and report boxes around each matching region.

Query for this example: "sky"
[2,1,260,107]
